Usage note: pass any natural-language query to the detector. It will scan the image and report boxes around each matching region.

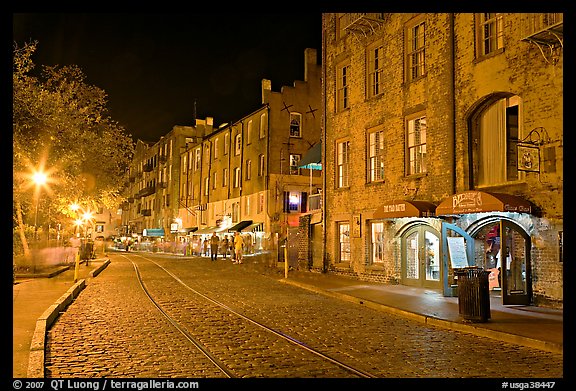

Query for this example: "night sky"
[12,13,323,142]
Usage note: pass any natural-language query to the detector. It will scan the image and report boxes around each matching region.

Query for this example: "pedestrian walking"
[210,232,220,261]
[220,235,229,260]
[203,238,209,257]
[233,231,244,264]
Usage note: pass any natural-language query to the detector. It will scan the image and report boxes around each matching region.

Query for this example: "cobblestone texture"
[45,253,563,379]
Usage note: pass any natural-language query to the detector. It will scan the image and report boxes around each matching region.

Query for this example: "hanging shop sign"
[517,144,540,173]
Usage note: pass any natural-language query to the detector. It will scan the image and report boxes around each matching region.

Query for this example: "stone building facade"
[321,13,563,308]
[177,48,322,258]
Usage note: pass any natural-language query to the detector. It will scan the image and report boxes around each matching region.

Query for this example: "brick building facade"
[321,13,563,308]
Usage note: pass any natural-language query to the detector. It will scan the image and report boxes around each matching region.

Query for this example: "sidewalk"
[278,270,563,355]
[12,258,107,378]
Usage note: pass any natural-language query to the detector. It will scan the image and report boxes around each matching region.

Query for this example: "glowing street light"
[32,169,48,241]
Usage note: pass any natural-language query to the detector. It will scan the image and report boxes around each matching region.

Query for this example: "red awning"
[435,191,532,215]
[373,199,436,219]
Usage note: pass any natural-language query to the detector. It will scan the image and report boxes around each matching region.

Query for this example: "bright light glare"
[32,171,47,186]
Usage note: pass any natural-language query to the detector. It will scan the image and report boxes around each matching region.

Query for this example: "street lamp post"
[32,170,47,242]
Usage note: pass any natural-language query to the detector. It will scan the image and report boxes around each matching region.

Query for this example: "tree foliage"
[13,41,135,254]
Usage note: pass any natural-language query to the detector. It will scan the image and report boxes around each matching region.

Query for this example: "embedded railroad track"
[124,253,377,378]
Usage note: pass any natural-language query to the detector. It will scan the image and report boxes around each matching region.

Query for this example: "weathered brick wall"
[322,13,563,307]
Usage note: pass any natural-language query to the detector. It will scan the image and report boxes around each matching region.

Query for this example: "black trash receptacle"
[454,267,491,322]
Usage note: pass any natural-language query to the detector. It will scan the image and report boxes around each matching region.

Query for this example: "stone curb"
[279,278,563,355]
[26,259,112,378]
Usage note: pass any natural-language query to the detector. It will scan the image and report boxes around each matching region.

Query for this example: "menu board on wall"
[447,236,469,268]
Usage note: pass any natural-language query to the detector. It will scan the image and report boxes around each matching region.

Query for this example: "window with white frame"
[337,140,350,187]
[245,160,252,180]
[224,132,229,155]
[235,134,242,155]
[336,62,350,111]
[289,112,302,137]
[289,154,301,175]
[477,13,504,56]
[234,167,241,188]
[338,222,351,262]
[213,172,217,189]
[223,167,228,187]
[194,148,201,171]
[406,20,426,81]
[371,222,385,264]
[214,138,219,159]
[204,177,209,195]
[368,130,385,182]
[367,44,384,98]
[259,112,267,139]
[258,154,265,176]
[406,115,427,175]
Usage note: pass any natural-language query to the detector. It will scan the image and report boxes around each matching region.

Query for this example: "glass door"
[402,225,441,289]
[501,220,532,305]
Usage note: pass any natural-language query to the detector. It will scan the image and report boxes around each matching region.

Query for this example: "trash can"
[454,267,491,322]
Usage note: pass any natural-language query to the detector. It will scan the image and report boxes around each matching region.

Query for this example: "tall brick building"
[177,48,322,257]
[321,13,563,308]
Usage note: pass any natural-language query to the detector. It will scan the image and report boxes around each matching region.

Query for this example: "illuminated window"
[406,115,427,175]
[289,154,301,175]
[368,130,385,182]
[337,140,350,187]
[245,160,252,180]
[260,112,267,139]
[338,222,351,262]
[234,167,241,188]
[473,95,522,186]
[290,113,302,137]
[235,134,242,156]
[258,154,266,176]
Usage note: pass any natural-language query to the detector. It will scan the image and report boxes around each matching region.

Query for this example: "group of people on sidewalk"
[209,231,244,264]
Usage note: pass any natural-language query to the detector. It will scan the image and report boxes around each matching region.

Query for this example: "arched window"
[471,95,522,187]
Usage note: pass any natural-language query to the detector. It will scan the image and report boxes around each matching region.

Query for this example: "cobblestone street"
[45,253,563,379]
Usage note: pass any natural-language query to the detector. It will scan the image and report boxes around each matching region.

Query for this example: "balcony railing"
[143,162,153,172]
[141,209,152,216]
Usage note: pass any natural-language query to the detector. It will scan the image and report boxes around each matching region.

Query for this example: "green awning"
[298,142,322,170]
[143,228,165,237]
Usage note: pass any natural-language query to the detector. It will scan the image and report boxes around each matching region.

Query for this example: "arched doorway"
[471,219,532,305]
[401,224,442,289]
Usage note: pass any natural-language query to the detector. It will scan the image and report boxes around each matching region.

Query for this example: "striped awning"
[242,222,264,232]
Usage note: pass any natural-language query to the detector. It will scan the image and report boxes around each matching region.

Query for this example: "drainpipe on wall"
[449,13,457,195]
[321,16,328,274]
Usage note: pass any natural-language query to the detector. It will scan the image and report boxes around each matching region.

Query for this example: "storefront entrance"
[401,225,442,289]
[474,220,532,305]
